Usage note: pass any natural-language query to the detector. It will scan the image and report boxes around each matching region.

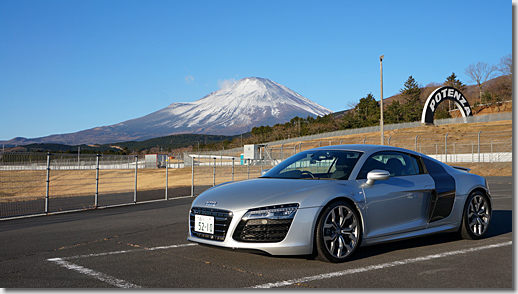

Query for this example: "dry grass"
[274,120,512,150]
[0,166,268,203]
[446,162,512,177]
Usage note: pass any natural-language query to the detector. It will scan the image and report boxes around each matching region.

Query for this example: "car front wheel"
[315,201,361,263]
[460,191,491,240]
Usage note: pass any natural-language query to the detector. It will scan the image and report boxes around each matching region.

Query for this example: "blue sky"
[0,0,512,141]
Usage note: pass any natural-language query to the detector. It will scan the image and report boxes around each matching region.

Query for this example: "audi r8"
[188,145,491,263]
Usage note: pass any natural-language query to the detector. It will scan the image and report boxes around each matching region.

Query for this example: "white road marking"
[249,241,512,289]
[47,243,197,288]
[47,258,142,288]
[60,243,198,260]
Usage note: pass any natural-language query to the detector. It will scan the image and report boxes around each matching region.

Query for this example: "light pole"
[380,55,384,145]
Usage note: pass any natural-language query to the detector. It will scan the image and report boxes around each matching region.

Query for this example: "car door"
[357,151,434,239]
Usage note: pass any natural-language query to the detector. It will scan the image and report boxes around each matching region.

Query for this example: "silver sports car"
[188,145,491,263]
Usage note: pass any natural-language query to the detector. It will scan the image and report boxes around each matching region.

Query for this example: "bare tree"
[498,53,512,76]
[464,61,498,101]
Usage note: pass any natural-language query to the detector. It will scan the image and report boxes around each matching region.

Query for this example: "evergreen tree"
[353,93,380,126]
[400,76,423,122]
[443,72,467,114]
[444,72,467,91]
[385,100,404,124]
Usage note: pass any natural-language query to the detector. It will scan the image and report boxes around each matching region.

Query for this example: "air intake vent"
[232,219,293,242]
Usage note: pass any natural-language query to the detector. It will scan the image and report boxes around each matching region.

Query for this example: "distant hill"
[5,133,248,154]
[109,133,249,153]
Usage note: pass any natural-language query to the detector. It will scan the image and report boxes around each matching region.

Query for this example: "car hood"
[191,178,344,211]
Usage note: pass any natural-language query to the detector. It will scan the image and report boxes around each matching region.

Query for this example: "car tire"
[460,191,491,240]
[315,201,361,263]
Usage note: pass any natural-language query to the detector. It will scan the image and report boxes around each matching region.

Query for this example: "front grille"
[232,219,293,242]
[190,207,232,241]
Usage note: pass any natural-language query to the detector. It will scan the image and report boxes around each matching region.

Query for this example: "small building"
[243,144,261,160]
[145,154,168,168]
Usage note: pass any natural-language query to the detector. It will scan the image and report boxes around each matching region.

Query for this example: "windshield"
[262,150,363,180]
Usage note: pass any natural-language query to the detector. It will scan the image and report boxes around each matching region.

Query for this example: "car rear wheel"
[315,201,361,263]
[460,191,491,240]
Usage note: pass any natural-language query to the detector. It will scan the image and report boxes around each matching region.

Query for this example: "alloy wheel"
[322,204,359,259]
[467,194,490,236]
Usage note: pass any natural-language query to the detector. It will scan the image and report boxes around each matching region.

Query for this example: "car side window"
[357,151,418,179]
[409,155,426,174]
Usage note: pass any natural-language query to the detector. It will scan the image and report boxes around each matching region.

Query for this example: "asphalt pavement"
[0,176,512,289]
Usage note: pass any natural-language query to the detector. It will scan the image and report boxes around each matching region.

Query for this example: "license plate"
[194,215,214,234]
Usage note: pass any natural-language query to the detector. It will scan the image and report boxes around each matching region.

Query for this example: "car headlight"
[242,204,299,220]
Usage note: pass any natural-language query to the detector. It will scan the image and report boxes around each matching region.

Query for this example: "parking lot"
[0,176,512,288]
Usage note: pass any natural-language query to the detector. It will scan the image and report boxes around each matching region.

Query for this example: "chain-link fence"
[0,153,194,219]
[1,113,512,220]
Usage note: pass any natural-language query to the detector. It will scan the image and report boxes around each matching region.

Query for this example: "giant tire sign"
[421,86,472,125]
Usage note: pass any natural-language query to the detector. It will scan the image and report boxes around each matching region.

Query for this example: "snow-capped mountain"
[2,77,332,145]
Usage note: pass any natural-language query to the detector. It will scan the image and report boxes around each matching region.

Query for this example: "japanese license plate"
[194,215,214,234]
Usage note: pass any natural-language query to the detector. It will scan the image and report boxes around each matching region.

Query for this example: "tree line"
[243,54,512,148]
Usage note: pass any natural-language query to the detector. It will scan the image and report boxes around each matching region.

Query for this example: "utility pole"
[380,55,385,145]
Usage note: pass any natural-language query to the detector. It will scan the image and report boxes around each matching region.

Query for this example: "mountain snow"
[110,77,331,137]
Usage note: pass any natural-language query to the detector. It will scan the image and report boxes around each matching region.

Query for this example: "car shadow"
[346,209,512,262]
[284,209,512,263]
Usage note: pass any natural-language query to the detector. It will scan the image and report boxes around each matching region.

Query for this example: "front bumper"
[187,206,320,256]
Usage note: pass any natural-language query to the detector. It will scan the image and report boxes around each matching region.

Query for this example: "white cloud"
[185,75,194,85]
[218,78,237,89]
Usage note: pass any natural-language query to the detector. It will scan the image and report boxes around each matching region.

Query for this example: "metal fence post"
[165,157,169,200]
[191,155,194,197]
[232,157,235,181]
[134,155,138,204]
[260,151,263,172]
[478,131,481,163]
[213,157,216,186]
[415,135,419,151]
[45,152,51,214]
[470,141,473,162]
[247,159,250,179]
[388,136,391,146]
[445,133,448,163]
[95,154,100,208]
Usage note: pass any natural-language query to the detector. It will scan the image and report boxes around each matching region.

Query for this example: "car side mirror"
[261,169,270,176]
[365,169,390,186]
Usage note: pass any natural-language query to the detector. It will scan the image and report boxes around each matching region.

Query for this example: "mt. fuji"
[3,77,332,145]
[130,77,332,135]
